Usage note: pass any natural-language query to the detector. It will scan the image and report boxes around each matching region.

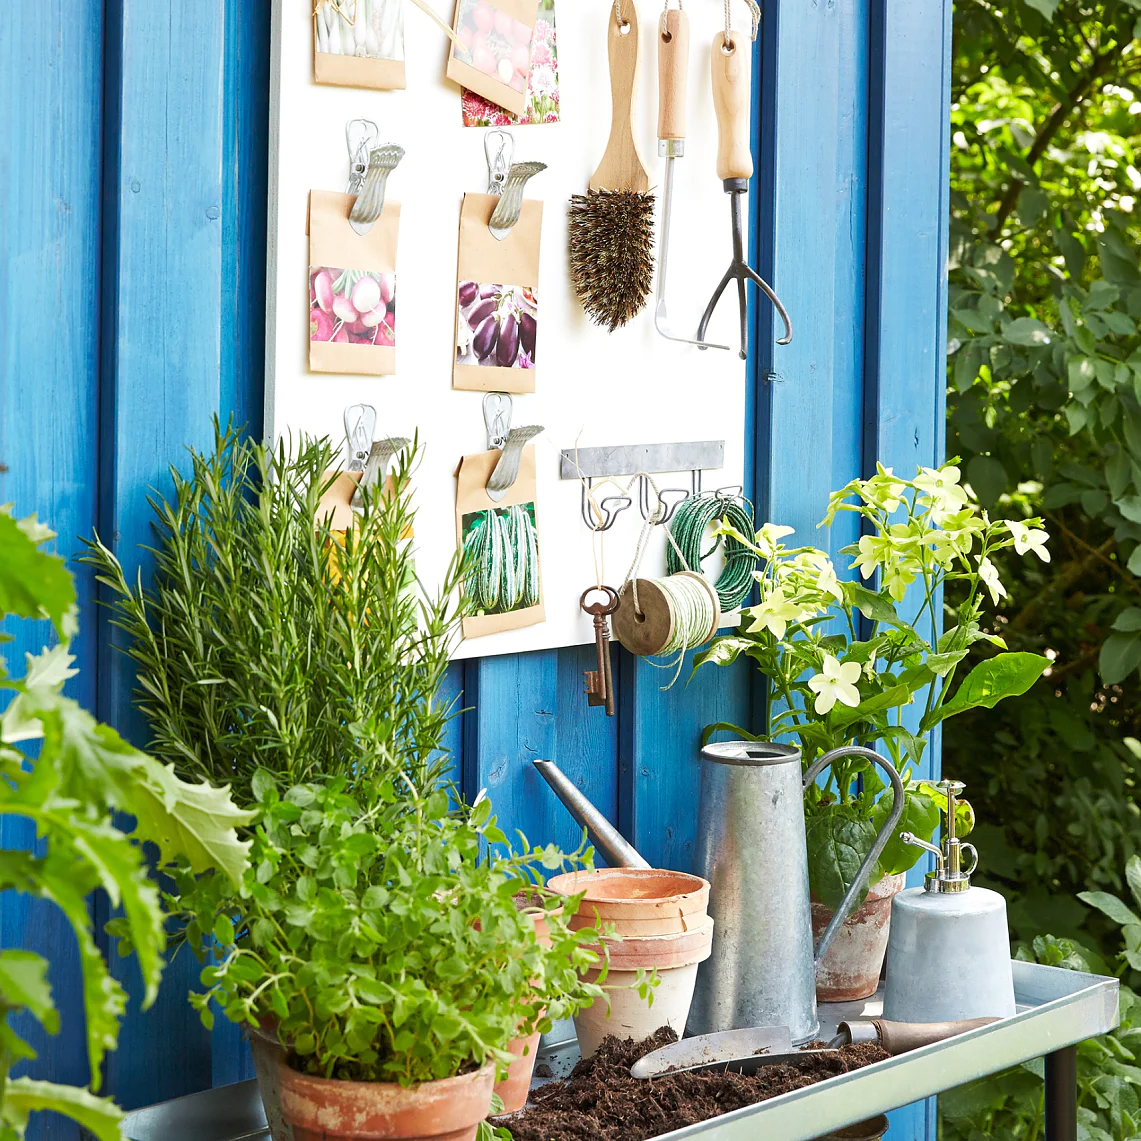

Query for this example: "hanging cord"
[614,0,628,28]
[314,0,464,52]
[623,513,718,688]
[667,494,759,610]
[723,0,761,42]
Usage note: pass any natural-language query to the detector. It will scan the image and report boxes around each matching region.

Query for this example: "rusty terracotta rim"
[590,916,715,970]
[546,867,711,907]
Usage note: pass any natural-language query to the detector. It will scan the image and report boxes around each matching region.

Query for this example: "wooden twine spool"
[612,571,722,657]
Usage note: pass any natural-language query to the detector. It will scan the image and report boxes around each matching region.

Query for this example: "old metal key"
[581,586,620,717]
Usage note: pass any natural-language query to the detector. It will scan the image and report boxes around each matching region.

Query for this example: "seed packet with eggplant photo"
[453,193,541,393]
[313,0,407,90]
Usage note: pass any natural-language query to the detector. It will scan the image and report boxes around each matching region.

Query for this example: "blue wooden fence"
[0,2,950,1138]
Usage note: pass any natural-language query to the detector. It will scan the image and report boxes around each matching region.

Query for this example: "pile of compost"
[503,1028,888,1141]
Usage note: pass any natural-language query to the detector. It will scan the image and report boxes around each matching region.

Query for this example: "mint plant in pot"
[174,774,614,1141]
[697,463,1052,1000]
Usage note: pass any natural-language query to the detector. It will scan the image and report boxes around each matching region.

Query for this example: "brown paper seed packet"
[308,190,400,376]
[455,446,544,638]
[313,0,407,90]
[447,0,540,117]
[453,193,541,394]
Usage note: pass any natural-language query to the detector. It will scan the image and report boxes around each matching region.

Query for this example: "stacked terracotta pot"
[546,867,714,1057]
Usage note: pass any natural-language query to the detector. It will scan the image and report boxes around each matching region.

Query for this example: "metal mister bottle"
[688,742,905,1042]
[883,780,1017,1023]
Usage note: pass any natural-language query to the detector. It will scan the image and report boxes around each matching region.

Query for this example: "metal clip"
[349,143,406,236]
[344,404,378,472]
[485,129,514,196]
[482,394,542,502]
[489,162,548,241]
[346,120,380,196]
[351,437,411,510]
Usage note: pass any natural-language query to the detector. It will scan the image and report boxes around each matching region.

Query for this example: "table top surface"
[122,960,1119,1141]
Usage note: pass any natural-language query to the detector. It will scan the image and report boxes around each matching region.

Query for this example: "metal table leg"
[1044,1045,1078,1141]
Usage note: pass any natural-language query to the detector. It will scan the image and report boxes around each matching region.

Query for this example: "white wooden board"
[266,0,750,658]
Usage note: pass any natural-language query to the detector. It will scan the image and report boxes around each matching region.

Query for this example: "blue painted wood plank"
[865,3,953,1138]
[0,3,106,1138]
[99,0,270,1110]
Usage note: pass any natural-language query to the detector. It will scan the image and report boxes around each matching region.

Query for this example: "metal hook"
[637,479,690,525]
[580,480,634,533]
[349,143,406,236]
[345,119,380,195]
[489,162,548,241]
[344,404,378,472]
[485,129,514,197]
[483,393,513,451]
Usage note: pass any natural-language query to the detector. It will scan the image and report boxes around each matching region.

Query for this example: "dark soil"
[501,1027,889,1141]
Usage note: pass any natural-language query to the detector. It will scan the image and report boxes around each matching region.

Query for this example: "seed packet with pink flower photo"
[453,192,542,394]
[308,190,400,376]
[461,0,559,126]
[447,0,539,117]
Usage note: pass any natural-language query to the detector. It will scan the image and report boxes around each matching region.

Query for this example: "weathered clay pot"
[545,868,711,936]
[493,910,550,1115]
[814,1114,890,1140]
[573,917,715,1058]
[811,873,906,1002]
[249,1022,293,1141]
[278,1060,496,1141]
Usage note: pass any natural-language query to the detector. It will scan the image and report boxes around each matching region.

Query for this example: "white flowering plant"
[696,462,1052,909]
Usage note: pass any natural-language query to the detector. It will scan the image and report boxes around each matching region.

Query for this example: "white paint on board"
[266,0,751,659]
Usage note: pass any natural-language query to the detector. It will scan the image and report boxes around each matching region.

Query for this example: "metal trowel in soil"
[630,1018,1000,1080]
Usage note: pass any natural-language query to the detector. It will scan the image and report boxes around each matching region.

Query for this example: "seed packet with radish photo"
[447,0,539,117]
[453,193,542,393]
[462,0,558,126]
[314,0,407,90]
[308,190,401,376]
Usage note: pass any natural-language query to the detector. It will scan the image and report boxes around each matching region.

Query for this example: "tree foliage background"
[940,0,1141,1135]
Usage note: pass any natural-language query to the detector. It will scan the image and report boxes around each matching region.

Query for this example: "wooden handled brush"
[568,4,656,332]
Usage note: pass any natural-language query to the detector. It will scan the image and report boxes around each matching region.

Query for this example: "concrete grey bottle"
[883,780,1017,1023]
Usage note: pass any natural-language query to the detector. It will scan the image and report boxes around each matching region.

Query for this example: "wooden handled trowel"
[630,1017,1000,1079]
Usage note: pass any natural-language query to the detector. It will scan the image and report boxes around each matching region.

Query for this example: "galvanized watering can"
[687,742,905,1043]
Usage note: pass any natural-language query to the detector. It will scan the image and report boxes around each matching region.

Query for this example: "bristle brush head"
[568,189,656,332]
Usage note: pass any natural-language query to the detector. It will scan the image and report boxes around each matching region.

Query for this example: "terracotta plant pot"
[573,917,715,1058]
[278,1060,496,1141]
[546,867,711,936]
[492,907,551,1115]
[811,873,907,1002]
[248,1023,291,1141]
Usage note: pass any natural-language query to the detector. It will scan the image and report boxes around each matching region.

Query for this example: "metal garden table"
[121,961,1118,1141]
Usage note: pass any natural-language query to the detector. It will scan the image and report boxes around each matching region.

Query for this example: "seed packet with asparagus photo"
[313,0,407,90]
[455,445,545,638]
[453,193,542,393]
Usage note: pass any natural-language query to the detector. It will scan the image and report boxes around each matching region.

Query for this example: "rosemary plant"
[83,420,468,806]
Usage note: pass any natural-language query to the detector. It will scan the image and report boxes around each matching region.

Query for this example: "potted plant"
[172,773,622,1141]
[82,420,466,806]
[697,462,1052,999]
[0,508,251,1139]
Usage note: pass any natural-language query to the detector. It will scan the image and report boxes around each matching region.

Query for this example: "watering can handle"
[802,746,906,965]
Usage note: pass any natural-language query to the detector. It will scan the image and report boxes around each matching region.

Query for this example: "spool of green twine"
[666,494,758,611]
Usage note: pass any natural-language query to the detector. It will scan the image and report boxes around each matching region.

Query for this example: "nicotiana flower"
[862,465,908,514]
[756,523,796,560]
[915,465,970,523]
[808,654,862,715]
[1007,519,1050,563]
[852,534,893,579]
[745,586,809,640]
[978,557,1008,605]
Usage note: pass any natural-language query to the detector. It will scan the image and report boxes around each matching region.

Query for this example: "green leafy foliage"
[944,0,1141,965]
[0,506,252,1138]
[172,774,629,1087]
[81,421,468,806]
[697,469,1048,906]
[941,857,1141,1140]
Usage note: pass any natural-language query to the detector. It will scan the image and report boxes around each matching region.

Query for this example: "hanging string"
[723,0,761,42]
[667,494,758,610]
[614,0,627,29]
[314,0,464,52]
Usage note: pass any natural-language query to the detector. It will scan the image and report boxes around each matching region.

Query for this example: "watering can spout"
[533,760,650,869]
